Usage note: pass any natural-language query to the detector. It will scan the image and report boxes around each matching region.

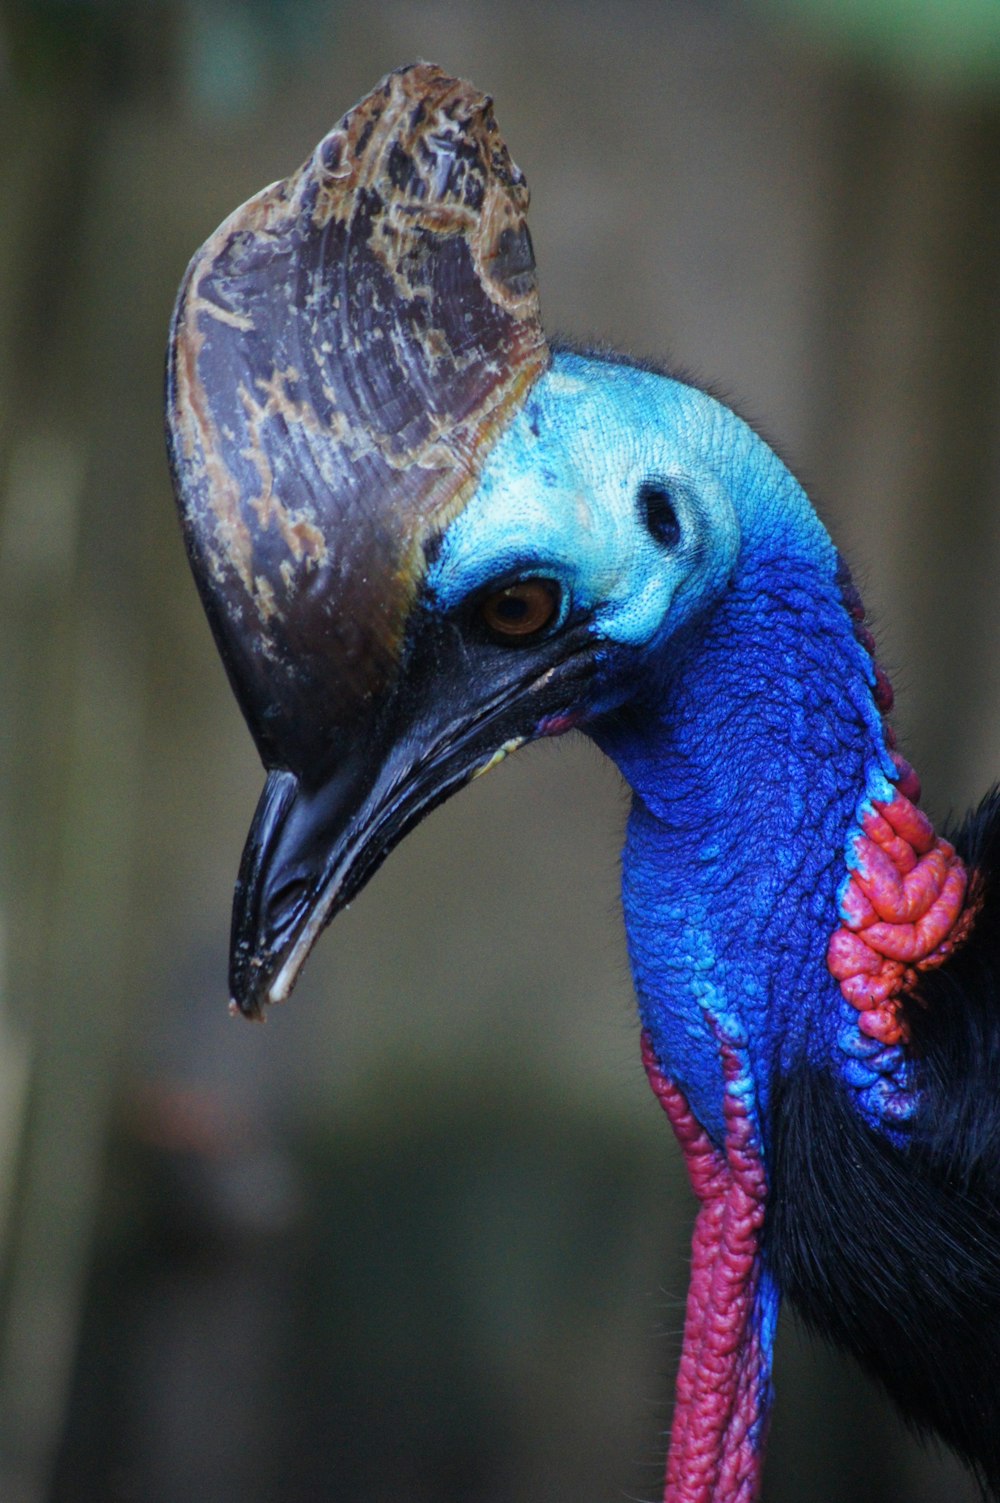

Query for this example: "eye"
[479,579,560,640]
[638,482,681,550]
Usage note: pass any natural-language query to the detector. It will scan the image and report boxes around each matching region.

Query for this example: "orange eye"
[480,579,560,640]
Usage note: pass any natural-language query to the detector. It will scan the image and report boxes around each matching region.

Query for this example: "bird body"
[167,64,1000,1502]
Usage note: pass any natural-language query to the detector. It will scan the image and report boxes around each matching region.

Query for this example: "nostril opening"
[638,482,681,551]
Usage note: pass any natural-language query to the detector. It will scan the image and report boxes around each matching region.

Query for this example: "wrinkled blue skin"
[429,350,912,1147]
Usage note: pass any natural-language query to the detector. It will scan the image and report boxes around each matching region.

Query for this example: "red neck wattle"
[830,565,977,1048]
[642,1031,771,1503]
[827,785,975,1046]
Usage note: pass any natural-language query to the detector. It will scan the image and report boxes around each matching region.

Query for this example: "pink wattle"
[833,564,975,1047]
[827,788,974,1046]
[642,1031,769,1503]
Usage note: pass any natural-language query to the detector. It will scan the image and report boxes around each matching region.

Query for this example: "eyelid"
[462,564,569,610]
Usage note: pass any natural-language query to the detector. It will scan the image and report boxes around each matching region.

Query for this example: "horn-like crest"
[167,63,548,777]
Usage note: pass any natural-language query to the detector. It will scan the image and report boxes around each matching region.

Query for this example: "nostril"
[638,482,681,551]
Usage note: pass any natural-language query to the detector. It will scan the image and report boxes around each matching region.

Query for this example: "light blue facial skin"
[431,352,823,662]
[427,351,905,1145]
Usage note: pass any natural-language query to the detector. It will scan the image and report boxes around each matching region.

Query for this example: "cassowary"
[166,64,1000,1502]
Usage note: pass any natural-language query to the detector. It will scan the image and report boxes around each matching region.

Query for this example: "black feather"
[767,788,1000,1496]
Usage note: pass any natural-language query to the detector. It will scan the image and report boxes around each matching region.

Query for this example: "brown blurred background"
[2,2,999,1500]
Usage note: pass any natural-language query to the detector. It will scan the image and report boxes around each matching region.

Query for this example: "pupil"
[497,594,529,622]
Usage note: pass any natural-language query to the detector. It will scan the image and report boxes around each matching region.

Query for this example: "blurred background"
[2,1,1000,1500]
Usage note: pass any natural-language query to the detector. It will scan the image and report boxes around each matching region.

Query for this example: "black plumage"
[769,789,1000,1495]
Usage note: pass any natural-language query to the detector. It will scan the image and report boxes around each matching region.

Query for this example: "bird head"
[166,62,810,1023]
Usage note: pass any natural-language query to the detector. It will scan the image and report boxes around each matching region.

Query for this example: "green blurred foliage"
[761,0,1000,93]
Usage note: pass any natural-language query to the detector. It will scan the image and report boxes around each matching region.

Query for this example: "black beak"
[229,622,596,1017]
[165,63,562,1016]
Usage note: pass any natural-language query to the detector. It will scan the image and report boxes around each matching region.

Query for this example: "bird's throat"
[597,546,978,1142]
[607,552,979,1503]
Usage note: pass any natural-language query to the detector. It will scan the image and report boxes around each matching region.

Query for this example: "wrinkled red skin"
[642,1032,771,1503]
[828,788,975,1046]
[831,568,977,1048]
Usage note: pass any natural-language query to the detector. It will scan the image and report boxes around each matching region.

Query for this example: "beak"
[230,625,596,1017]
[166,62,557,1015]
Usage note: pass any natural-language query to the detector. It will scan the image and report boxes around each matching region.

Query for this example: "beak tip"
[228,953,298,1021]
[229,994,266,1023]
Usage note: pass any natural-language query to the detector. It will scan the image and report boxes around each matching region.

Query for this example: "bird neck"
[595,536,931,1146]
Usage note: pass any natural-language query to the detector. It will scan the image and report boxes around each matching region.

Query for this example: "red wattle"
[830,562,977,1049]
[641,1031,770,1503]
[827,788,974,1046]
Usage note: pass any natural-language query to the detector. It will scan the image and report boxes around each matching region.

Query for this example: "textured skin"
[555,440,893,1140]
[827,562,976,1079]
[829,789,972,1046]
[642,1033,773,1503]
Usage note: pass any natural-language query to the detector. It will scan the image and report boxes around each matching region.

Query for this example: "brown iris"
[480,579,560,640]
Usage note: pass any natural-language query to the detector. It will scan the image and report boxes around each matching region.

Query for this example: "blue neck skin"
[592,494,904,1147]
[430,351,910,1146]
